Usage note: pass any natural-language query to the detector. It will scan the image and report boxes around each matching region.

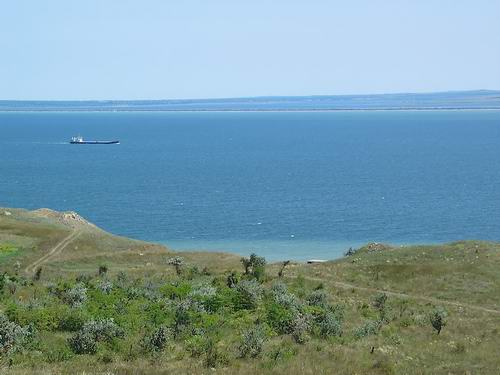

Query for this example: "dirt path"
[301,275,500,316]
[25,230,80,274]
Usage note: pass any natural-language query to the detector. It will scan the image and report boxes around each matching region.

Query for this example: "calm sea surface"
[1,111,499,260]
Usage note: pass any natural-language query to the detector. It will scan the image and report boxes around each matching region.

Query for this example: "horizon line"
[1,89,499,103]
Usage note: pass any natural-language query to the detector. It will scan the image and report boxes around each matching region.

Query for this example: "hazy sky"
[1,0,499,100]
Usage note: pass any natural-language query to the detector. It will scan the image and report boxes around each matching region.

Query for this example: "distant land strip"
[1,90,499,112]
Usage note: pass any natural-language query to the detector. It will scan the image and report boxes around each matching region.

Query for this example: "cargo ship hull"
[70,140,120,144]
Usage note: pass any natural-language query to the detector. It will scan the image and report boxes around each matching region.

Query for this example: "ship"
[70,136,119,145]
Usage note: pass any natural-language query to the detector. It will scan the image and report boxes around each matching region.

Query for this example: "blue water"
[1,111,500,260]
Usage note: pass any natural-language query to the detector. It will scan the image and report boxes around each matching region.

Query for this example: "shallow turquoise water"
[1,110,499,260]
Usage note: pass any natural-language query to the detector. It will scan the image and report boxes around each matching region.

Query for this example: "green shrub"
[185,335,209,357]
[64,282,88,308]
[307,290,328,308]
[75,273,92,285]
[354,319,381,339]
[167,256,185,276]
[98,264,108,276]
[143,326,170,353]
[44,345,73,363]
[6,304,59,331]
[57,308,88,332]
[266,302,295,334]
[238,326,266,358]
[270,282,301,311]
[83,318,124,342]
[317,312,343,338]
[160,282,192,300]
[99,280,113,295]
[204,338,229,368]
[68,318,124,354]
[291,314,310,344]
[233,280,262,310]
[266,341,298,363]
[240,253,266,281]
[0,313,35,355]
[429,307,447,335]
[68,330,97,354]
[373,293,388,311]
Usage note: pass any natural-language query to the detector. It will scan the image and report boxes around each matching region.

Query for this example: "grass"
[1,208,500,374]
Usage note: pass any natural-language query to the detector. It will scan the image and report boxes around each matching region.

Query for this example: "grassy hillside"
[1,208,499,374]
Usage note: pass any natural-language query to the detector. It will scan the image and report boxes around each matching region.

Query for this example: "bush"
[205,338,229,368]
[83,318,124,342]
[291,314,310,344]
[233,280,262,310]
[270,282,301,311]
[68,330,97,354]
[185,335,209,357]
[344,247,358,256]
[318,312,343,338]
[75,273,92,285]
[57,309,88,332]
[44,345,73,363]
[266,302,295,334]
[189,284,220,313]
[99,280,113,295]
[143,326,170,352]
[68,318,124,354]
[240,253,266,280]
[64,283,88,308]
[354,319,381,339]
[167,256,185,276]
[0,313,35,355]
[238,326,266,358]
[226,272,238,288]
[429,307,447,335]
[173,300,193,336]
[33,267,42,281]
[115,271,128,287]
[373,293,388,311]
[98,265,108,276]
[307,290,328,308]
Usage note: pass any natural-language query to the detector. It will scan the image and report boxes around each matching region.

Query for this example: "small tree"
[344,247,357,257]
[278,260,290,278]
[240,253,266,280]
[226,272,238,288]
[167,256,185,276]
[429,307,447,335]
[240,257,251,275]
[373,293,387,311]
[33,267,43,281]
[13,261,21,276]
[98,264,108,277]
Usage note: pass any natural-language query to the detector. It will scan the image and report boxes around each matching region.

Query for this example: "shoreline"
[1,107,500,113]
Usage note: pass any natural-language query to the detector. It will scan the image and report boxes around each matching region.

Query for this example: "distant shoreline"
[1,107,500,113]
[2,90,499,112]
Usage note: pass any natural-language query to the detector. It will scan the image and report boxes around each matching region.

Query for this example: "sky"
[1,0,499,100]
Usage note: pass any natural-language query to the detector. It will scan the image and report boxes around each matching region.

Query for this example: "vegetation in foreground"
[0,208,500,374]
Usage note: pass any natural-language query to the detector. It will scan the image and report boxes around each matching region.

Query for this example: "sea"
[1,110,500,261]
